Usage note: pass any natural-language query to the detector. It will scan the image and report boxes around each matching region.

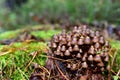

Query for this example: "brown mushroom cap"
[84,36,91,44]
[61,45,66,51]
[88,55,93,61]
[88,46,95,54]
[94,55,102,62]
[82,62,88,68]
[76,53,81,58]
[64,50,70,56]
[73,45,79,51]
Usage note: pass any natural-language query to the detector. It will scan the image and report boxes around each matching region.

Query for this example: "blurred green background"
[0,0,120,31]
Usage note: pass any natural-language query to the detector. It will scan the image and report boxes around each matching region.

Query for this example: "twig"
[116,69,120,80]
[111,69,120,79]
[18,67,28,80]
[40,54,73,63]
[40,65,50,76]
[117,69,120,76]
[54,60,69,80]
[0,50,12,56]
[49,75,61,79]
[25,51,38,70]
[111,49,118,68]
[111,69,117,75]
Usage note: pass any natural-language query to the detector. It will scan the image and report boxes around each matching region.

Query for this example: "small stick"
[40,65,50,76]
[111,49,118,68]
[25,51,38,70]
[40,54,74,63]
[117,69,120,76]
[54,60,69,80]
[111,69,117,75]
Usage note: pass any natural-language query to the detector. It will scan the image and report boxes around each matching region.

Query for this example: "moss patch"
[0,42,47,79]
[31,30,60,40]
[0,24,61,41]
[110,40,120,73]
[0,30,20,40]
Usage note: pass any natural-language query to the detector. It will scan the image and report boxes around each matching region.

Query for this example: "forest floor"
[0,24,120,80]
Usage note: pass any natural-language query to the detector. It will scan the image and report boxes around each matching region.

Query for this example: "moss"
[0,24,61,41]
[110,40,120,72]
[31,30,60,40]
[0,30,20,40]
[0,42,47,79]
[110,40,120,49]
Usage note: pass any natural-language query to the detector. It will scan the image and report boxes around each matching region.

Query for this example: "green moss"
[0,42,47,79]
[110,40,120,49]
[110,40,120,72]
[0,30,20,40]
[0,25,61,41]
[31,30,60,40]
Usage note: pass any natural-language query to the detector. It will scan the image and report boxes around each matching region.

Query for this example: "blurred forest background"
[0,0,120,31]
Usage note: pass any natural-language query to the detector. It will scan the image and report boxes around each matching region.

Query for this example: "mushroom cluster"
[48,25,111,78]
